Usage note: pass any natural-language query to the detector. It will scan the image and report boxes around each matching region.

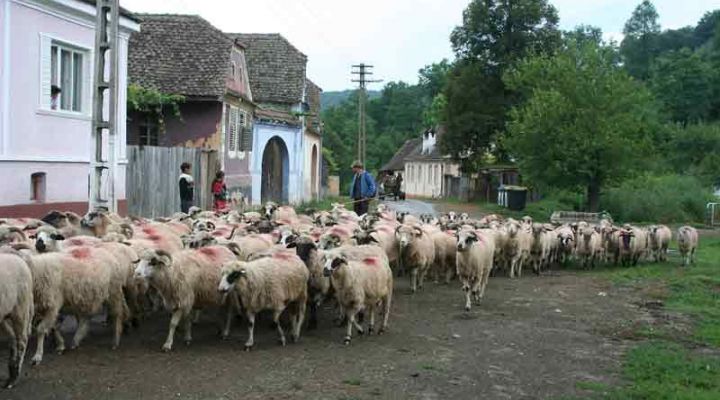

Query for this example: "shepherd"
[349,160,376,217]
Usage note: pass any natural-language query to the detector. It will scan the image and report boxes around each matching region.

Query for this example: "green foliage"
[621,0,661,79]
[601,174,714,223]
[422,93,447,128]
[320,90,380,111]
[127,84,184,123]
[650,49,716,124]
[441,0,561,169]
[504,41,658,211]
[564,25,604,47]
[418,59,451,98]
[662,123,720,185]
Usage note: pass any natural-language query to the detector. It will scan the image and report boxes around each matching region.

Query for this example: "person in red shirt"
[212,171,229,212]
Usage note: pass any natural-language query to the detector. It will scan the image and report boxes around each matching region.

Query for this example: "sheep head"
[319,233,341,250]
[219,261,247,292]
[263,201,278,220]
[135,249,172,279]
[395,224,422,248]
[323,254,347,277]
[0,226,28,245]
[456,229,479,252]
[34,226,65,253]
[286,236,317,263]
[41,210,69,228]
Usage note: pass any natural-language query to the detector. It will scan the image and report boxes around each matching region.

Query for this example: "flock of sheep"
[0,201,701,389]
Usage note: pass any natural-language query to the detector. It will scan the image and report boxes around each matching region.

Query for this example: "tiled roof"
[129,14,234,97]
[227,33,307,104]
[306,79,322,135]
[256,108,301,127]
[380,138,422,171]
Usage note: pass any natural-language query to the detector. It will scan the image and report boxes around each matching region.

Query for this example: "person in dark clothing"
[179,162,194,213]
[349,160,376,216]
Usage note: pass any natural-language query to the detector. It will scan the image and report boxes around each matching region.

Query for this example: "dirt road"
[2,272,645,400]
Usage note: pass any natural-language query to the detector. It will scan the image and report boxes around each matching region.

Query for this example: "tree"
[650,48,715,124]
[504,41,658,211]
[620,0,661,79]
[441,0,561,169]
[564,25,603,47]
[418,59,451,98]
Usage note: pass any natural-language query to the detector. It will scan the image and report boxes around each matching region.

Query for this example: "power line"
[351,63,382,166]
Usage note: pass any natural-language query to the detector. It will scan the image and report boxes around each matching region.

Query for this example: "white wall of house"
[404,160,460,198]
[0,0,138,212]
[250,122,303,205]
[302,132,320,201]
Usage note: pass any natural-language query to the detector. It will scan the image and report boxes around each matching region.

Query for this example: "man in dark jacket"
[349,160,376,216]
[179,162,194,213]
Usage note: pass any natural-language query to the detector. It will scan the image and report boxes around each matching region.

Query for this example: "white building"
[0,0,139,217]
[393,128,461,198]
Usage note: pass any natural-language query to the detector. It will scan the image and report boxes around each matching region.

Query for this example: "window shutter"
[227,106,238,157]
[39,34,52,110]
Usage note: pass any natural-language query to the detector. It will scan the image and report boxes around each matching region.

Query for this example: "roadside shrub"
[601,174,713,223]
[524,190,582,221]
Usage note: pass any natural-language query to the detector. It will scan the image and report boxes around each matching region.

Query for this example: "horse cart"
[378,174,405,201]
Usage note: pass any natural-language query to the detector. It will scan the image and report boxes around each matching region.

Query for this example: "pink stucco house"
[0,0,139,217]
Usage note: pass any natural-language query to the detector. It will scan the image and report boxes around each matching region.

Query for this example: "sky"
[120,0,720,91]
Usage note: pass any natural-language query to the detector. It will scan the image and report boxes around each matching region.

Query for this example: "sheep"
[677,226,699,267]
[530,223,553,274]
[322,251,393,345]
[352,225,400,268]
[554,225,575,265]
[503,219,532,278]
[602,226,622,265]
[318,225,355,250]
[0,226,27,245]
[230,233,275,260]
[127,223,184,255]
[648,225,672,262]
[618,225,647,266]
[218,253,308,350]
[286,236,331,329]
[134,246,239,351]
[431,230,457,283]
[575,227,602,269]
[25,246,118,364]
[0,251,34,389]
[395,224,436,292]
[455,228,496,311]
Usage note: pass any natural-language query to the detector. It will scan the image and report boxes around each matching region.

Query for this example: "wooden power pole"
[351,64,381,167]
[89,0,119,212]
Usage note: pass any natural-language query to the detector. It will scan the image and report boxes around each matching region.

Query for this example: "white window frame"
[38,34,92,117]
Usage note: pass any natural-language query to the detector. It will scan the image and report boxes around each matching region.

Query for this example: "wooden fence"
[126,146,218,218]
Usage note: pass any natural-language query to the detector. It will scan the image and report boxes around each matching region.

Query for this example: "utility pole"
[351,64,381,167]
[89,0,119,212]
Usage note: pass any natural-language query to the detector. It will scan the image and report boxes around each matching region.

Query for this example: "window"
[50,43,85,112]
[138,116,159,146]
[230,62,236,80]
[31,173,46,202]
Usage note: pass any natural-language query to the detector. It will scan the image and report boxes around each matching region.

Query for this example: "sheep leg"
[273,308,286,346]
[71,316,90,350]
[162,310,183,352]
[379,292,392,334]
[3,315,28,389]
[307,300,318,330]
[344,308,360,345]
[367,304,376,334]
[418,265,428,290]
[31,309,60,365]
[478,266,492,300]
[221,302,234,340]
[410,268,418,293]
[110,296,128,350]
[244,313,256,351]
[183,315,193,346]
[292,299,306,343]
[463,283,472,312]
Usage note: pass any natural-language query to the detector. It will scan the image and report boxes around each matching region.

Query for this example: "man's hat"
[351,160,363,169]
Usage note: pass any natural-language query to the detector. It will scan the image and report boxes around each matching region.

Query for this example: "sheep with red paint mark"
[322,249,393,345]
[431,229,457,284]
[134,245,239,351]
[218,252,308,350]
[21,245,119,365]
[455,228,496,311]
[230,233,275,260]
[318,225,355,250]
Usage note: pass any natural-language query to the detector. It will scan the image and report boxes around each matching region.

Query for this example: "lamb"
[395,224,436,292]
[648,225,672,262]
[218,253,308,350]
[575,227,602,269]
[0,251,34,389]
[322,251,393,345]
[134,246,239,351]
[25,246,119,364]
[455,228,496,311]
[677,226,698,267]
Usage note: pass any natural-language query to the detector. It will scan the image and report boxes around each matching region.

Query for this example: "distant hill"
[321,89,381,110]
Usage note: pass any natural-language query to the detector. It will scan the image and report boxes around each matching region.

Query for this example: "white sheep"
[575,227,602,269]
[455,228,496,311]
[0,251,34,389]
[503,219,532,278]
[431,230,457,283]
[395,224,436,292]
[530,224,553,274]
[218,253,308,350]
[618,225,647,266]
[134,246,239,351]
[677,226,698,267]
[648,225,672,262]
[322,251,393,345]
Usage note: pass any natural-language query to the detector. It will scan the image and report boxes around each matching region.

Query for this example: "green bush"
[601,174,713,223]
[522,190,583,221]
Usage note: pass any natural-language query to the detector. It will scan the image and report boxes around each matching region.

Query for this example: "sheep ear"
[29,233,38,239]
[286,242,297,248]
[369,235,379,243]
[155,251,172,266]
[51,233,65,240]
[413,227,423,236]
